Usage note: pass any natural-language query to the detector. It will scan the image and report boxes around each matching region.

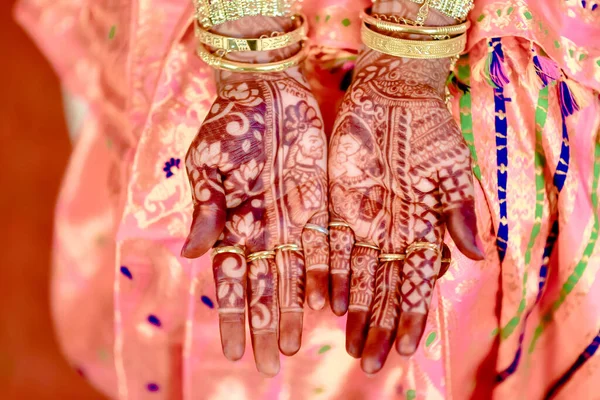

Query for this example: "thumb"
[444,200,484,261]
[181,166,226,259]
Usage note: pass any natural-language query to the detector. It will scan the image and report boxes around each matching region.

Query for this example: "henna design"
[349,246,378,311]
[330,47,478,361]
[329,226,354,275]
[248,257,278,333]
[302,211,329,271]
[213,253,247,314]
[277,250,305,313]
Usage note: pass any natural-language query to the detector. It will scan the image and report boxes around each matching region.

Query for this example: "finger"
[329,224,355,316]
[302,212,330,311]
[438,152,484,260]
[212,248,247,361]
[395,244,440,356]
[248,256,280,376]
[276,248,305,356]
[346,244,378,358]
[182,162,226,258]
[439,243,452,278]
[361,260,401,374]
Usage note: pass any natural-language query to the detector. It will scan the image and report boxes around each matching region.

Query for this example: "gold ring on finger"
[304,223,329,235]
[355,242,380,251]
[406,242,441,257]
[441,258,452,263]
[247,250,276,262]
[274,243,302,252]
[329,221,351,229]
[211,246,245,258]
[379,253,406,262]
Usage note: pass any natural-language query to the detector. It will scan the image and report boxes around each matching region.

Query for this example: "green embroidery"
[528,138,600,353]
[498,85,550,340]
[579,53,587,61]
[496,9,502,17]
[108,25,116,40]
[569,49,575,58]
[554,40,561,49]
[425,331,437,347]
[318,345,332,354]
[325,15,331,22]
[507,6,514,15]
[596,59,600,67]
[342,18,351,27]
[524,11,533,20]
[477,13,486,22]
[457,57,482,182]
[315,15,320,22]
[406,390,417,400]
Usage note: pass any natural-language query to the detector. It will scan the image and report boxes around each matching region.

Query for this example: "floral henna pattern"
[329,50,480,365]
[183,69,328,371]
[349,246,378,312]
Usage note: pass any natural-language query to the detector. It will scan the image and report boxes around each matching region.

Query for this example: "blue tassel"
[489,38,510,88]
[559,80,580,117]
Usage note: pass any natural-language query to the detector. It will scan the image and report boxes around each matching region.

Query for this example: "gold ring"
[354,242,380,251]
[329,221,351,229]
[441,258,452,263]
[405,242,442,256]
[195,14,308,52]
[211,246,245,258]
[196,43,308,73]
[379,253,406,262]
[304,223,329,235]
[274,244,302,252]
[247,250,276,262]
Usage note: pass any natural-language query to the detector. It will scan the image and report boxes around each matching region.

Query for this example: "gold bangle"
[247,250,276,262]
[211,246,246,258]
[194,14,307,52]
[379,253,406,262]
[274,243,302,252]
[328,221,351,229]
[405,242,441,256]
[361,21,466,59]
[304,224,329,235]
[361,9,469,37]
[194,0,297,29]
[406,0,473,21]
[354,242,380,251]
[197,43,308,72]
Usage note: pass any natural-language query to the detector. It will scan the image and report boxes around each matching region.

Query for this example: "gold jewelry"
[361,22,466,59]
[362,9,469,37]
[304,224,329,235]
[329,221,351,229]
[274,243,302,252]
[194,0,296,29]
[194,14,307,52]
[211,246,245,258]
[379,253,406,262]
[405,242,441,256]
[247,250,276,262]
[441,258,452,263]
[415,0,432,25]
[406,0,473,21]
[197,43,308,72]
[354,242,380,251]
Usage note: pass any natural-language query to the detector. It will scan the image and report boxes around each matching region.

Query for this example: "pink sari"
[15,0,600,398]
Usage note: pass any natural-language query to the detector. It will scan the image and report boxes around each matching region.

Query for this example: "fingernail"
[308,293,325,311]
[398,335,417,355]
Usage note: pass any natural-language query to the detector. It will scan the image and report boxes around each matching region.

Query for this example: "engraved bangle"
[405,242,442,256]
[354,242,380,251]
[196,42,308,72]
[328,221,351,229]
[304,223,329,235]
[379,253,406,262]
[361,22,466,59]
[194,14,308,52]
[194,0,297,29]
[274,243,302,252]
[405,0,474,21]
[247,250,276,262]
[361,9,469,37]
[211,246,246,258]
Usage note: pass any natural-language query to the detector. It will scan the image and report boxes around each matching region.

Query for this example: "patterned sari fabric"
[15,0,600,399]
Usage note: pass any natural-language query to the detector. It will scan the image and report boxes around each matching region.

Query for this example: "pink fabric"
[15,0,600,399]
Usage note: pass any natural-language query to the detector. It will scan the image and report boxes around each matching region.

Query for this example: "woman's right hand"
[181,67,329,376]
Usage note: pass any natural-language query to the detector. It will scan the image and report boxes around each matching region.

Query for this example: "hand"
[328,50,483,373]
[181,66,329,376]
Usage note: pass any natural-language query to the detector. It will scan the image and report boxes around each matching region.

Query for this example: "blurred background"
[0,0,104,398]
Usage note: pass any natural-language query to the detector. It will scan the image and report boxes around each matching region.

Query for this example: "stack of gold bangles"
[360,4,470,60]
[193,0,308,72]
